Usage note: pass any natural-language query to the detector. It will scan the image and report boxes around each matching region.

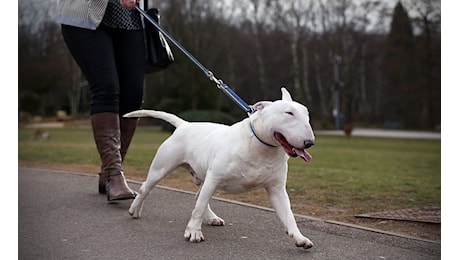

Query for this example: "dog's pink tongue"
[294,148,312,162]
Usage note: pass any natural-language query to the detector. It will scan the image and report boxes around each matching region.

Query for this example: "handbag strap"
[144,0,148,10]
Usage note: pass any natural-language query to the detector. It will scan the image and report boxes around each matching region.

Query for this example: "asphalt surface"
[18,168,440,260]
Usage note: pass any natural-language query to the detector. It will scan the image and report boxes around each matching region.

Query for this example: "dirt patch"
[355,207,440,223]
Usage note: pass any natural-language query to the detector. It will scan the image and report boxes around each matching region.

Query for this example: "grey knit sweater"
[57,0,110,30]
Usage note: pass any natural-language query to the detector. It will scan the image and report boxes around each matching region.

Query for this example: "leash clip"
[206,70,253,115]
[206,70,222,88]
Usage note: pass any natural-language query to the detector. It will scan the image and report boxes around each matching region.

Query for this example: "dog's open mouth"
[274,132,312,162]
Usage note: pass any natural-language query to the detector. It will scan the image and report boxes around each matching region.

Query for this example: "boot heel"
[106,170,137,201]
[99,172,107,194]
[99,184,106,194]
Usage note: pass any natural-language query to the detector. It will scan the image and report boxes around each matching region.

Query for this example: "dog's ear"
[253,101,272,111]
[281,87,292,101]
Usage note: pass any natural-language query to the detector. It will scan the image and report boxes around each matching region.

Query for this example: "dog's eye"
[285,111,294,116]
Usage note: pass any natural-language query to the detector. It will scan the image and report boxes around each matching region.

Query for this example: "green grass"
[287,136,440,213]
[18,126,440,215]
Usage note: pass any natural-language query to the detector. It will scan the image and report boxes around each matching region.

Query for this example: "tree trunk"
[290,32,302,102]
[253,26,269,99]
[314,53,329,119]
[68,59,81,117]
[301,41,312,104]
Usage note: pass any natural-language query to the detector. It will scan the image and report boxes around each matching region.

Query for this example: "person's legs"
[61,25,120,115]
[61,25,137,200]
[113,29,145,116]
[113,29,146,162]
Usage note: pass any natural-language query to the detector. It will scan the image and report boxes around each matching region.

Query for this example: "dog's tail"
[123,110,187,128]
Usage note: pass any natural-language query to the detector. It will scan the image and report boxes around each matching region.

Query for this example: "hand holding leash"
[120,0,140,9]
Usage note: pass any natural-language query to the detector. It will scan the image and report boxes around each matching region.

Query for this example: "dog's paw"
[294,235,313,249]
[204,216,225,226]
[184,229,205,243]
[128,205,141,219]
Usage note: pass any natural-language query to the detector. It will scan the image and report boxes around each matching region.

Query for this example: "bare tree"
[237,0,273,99]
[403,0,441,128]
[273,0,316,104]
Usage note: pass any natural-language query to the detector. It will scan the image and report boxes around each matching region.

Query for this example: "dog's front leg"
[184,177,219,242]
[266,185,313,249]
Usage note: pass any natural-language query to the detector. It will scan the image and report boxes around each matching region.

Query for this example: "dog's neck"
[248,117,277,148]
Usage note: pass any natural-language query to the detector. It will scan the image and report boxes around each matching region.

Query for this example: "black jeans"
[61,24,145,116]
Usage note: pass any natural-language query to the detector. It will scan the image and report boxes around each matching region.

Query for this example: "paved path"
[315,128,441,140]
[18,168,440,259]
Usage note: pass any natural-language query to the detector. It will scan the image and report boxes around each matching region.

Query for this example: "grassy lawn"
[18,126,441,219]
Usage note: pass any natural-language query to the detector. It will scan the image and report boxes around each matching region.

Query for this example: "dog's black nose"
[305,140,314,149]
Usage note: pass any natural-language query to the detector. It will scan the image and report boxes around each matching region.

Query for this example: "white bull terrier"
[124,87,315,249]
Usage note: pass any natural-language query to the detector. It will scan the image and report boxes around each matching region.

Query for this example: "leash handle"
[135,4,254,115]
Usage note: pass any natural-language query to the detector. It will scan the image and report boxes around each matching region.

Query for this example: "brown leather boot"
[98,117,138,194]
[91,112,137,200]
[120,117,138,162]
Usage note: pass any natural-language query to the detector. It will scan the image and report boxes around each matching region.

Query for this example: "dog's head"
[252,87,315,162]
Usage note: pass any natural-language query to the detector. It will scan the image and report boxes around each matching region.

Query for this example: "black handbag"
[143,0,174,73]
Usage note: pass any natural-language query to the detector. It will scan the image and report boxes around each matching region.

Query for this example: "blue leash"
[135,4,255,116]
